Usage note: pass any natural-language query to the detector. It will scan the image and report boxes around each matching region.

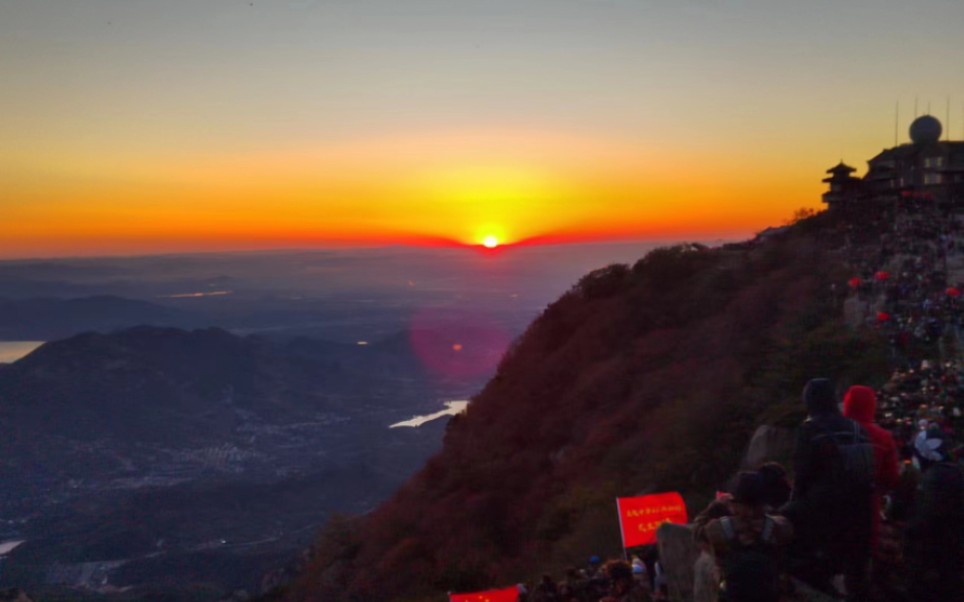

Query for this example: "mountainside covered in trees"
[280,213,893,601]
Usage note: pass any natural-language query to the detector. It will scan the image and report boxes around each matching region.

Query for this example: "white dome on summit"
[910,115,942,145]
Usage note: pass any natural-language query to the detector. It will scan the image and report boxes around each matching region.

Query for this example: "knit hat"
[803,378,838,414]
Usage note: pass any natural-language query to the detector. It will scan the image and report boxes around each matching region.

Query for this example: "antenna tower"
[948,97,952,141]
[894,101,899,146]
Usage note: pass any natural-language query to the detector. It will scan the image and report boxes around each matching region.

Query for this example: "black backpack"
[816,420,875,491]
[719,516,781,602]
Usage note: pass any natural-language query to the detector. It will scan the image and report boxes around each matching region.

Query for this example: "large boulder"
[691,550,718,602]
[740,425,795,470]
[656,522,699,602]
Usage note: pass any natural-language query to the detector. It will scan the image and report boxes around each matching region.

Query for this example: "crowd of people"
[513,556,659,602]
[502,206,964,602]
[525,378,960,602]
[686,204,964,602]
[688,374,962,602]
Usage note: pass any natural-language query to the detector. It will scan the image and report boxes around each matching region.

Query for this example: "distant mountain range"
[0,296,195,340]
[0,244,662,344]
[0,242,674,599]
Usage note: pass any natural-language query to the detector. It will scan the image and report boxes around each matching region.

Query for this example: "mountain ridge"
[279,213,892,601]
[0,296,194,340]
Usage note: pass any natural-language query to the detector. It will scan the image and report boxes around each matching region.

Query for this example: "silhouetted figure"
[693,492,734,544]
[630,555,651,596]
[842,385,900,554]
[560,567,589,602]
[530,574,559,602]
[599,559,650,602]
[704,472,792,602]
[782,378,873,601]
[756,462,791,511]
[905,428,964,602]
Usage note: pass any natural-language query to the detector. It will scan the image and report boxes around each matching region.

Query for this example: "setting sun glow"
[3,2,964,259]
[482,236,500,249]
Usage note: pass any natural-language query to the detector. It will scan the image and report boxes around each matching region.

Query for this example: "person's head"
[602,560,633,593]
[803,378,838,415]
[842,385,877,424]
[730,471,766,518]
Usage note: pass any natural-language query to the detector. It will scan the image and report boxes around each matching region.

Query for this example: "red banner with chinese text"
[449,585,519,602]
[616,492,688,548]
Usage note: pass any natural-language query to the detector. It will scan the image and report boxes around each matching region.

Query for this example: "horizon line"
[0,232,752,264]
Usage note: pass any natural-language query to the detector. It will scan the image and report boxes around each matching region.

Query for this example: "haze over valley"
[0,242,663,596]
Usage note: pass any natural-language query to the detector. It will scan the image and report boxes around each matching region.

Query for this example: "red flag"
[947,287,961,298]
[876,311,891,323]
[848,277,862,289]
[874,271,890,282]
[449,586,519,602]
[616,492,688,548]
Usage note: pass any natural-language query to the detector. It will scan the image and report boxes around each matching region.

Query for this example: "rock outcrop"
[656,523,699,602]
[740,425,796,470]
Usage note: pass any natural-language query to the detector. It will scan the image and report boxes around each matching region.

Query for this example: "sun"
[482,235,499,249]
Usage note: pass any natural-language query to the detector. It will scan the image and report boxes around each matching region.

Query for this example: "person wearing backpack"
[704,472,793,602]
[781,378,874,601]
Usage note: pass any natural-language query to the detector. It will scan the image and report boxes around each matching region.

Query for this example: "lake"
[390,400,469,428]
[0,341,44,363]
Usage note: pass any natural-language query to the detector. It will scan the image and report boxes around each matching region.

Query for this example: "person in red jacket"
[842,385,900,552]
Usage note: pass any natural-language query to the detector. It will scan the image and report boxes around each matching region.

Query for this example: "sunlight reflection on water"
[389,400,469,428]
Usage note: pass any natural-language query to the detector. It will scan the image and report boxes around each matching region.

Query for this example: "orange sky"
[3,1,964,258]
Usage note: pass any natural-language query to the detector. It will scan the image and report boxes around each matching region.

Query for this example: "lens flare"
[408,308,511,378]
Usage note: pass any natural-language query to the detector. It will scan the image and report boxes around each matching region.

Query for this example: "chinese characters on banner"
[616,492,688,548]
[449,585,519,602]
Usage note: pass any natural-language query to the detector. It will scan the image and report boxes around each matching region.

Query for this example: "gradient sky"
[3,0,964,258]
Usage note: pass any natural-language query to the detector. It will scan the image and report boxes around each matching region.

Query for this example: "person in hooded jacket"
[842,385,900,555]
[781,378,873,601]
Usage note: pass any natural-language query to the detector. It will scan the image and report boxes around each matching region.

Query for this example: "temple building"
[822,115,964,209]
